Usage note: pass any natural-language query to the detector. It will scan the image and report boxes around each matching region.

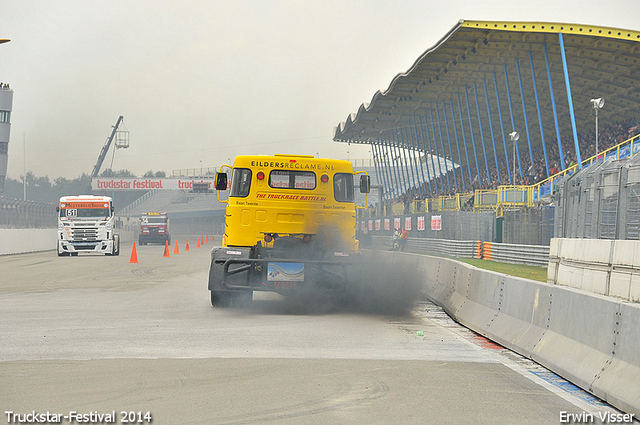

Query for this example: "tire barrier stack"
[482,241,492,260]
[364,249,640,418]
[475,241,482,259]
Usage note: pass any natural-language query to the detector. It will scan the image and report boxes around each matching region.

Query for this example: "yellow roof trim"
[460,20,640,42]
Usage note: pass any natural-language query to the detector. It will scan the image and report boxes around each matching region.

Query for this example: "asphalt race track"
[0,240,631,424]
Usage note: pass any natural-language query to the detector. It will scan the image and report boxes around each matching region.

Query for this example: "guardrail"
[369,235,549,266]
[481,241,549,267]
[371,235,477,258]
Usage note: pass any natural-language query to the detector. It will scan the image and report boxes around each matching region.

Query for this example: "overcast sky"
[2,0,640,179]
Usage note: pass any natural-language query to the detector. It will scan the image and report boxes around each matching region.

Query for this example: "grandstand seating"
[118,190,226,218]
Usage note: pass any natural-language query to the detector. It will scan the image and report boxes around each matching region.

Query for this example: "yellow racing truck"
[208,154,369,307]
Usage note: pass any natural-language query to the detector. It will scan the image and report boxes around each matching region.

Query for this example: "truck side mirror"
[359,174,370,193]
[56,207,60,212]
[215,172,228,191]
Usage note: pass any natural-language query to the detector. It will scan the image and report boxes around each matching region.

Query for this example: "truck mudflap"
[220,258,352,293]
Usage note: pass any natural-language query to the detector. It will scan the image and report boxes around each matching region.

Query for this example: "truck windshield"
[142,217,166,224]
[60,208,110,218]
[333,173,355,202]
[269,170,316,189]
[230,168,252,197]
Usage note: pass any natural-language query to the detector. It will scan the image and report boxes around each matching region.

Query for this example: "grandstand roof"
[334,20,640,187]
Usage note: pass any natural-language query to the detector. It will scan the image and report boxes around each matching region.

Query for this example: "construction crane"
[91,116,129,178]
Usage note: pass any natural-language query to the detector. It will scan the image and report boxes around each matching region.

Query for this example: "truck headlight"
[106,223,112,231]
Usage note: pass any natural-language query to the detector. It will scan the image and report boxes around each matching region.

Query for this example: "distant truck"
[138,212,170,245]
[208,154,369,307]
[56,195,120,256]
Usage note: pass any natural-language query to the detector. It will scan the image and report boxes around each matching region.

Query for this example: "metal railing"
[0,197,56,228]
[370,235,477,258]
[533,133,640,201]
[171,167,218,177]
[369,235,549,267]
[379,133,640,216]
[117,190,158,216]
[480,241,549,267]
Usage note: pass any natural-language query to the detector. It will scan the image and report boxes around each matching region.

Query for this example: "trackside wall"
[0,229,136,255]
[364,249,640,417]
[548,238,640,302]
[0,229,56,255]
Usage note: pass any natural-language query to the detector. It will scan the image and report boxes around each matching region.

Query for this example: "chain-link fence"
[555,153,640,240]
[503,207,554,246]
[0,197,56,228]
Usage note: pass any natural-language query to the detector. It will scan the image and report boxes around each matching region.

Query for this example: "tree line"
[1,169,166,209]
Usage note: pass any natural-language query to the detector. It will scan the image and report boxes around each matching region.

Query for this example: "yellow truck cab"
[207,154,369,307]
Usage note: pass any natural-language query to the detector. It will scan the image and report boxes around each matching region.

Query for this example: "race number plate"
[267,262,305,282]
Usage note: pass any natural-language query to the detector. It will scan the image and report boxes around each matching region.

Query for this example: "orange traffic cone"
[173,240,180,254]
[185,239,190,251]
[211,235,214,242]
[163,240,171,257]
[204,235,208,244]
[129,242,139,263]
[196,237,201,248]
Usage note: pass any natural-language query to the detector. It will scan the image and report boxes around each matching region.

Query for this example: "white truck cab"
[56,195,120,256]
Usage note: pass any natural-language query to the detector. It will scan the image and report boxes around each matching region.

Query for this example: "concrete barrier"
[0,229,135,256]
[0,229,57,255]
[549,238,640,302]
[365,249,640,417]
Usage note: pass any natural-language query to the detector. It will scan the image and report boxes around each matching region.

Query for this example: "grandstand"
[335,20,640,205]
[116,190,226,236]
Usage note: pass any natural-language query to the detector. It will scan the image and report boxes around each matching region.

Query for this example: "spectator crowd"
[383,119,640,205]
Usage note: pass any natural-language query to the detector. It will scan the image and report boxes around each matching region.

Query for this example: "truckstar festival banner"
[91,178,212,191]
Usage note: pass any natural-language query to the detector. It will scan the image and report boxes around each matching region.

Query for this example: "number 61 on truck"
[207,154,370,307]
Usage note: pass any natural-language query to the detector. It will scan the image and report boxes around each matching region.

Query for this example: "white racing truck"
[56,195,120,256]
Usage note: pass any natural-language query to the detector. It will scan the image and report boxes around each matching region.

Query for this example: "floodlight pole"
[595,106,599,158]
[509,132,519,186]
[591,98,604,160]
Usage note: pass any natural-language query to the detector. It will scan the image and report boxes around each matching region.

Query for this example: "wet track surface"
[0,241,632,424]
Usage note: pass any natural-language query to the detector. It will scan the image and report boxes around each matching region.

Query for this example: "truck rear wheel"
[210,291,232,307]
[233,291,253,307]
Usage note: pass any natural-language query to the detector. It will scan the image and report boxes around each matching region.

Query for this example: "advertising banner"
[431,215,442,231]
[91,178,213,191]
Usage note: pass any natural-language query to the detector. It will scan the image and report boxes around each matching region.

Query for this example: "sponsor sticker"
[267,262,305,281]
